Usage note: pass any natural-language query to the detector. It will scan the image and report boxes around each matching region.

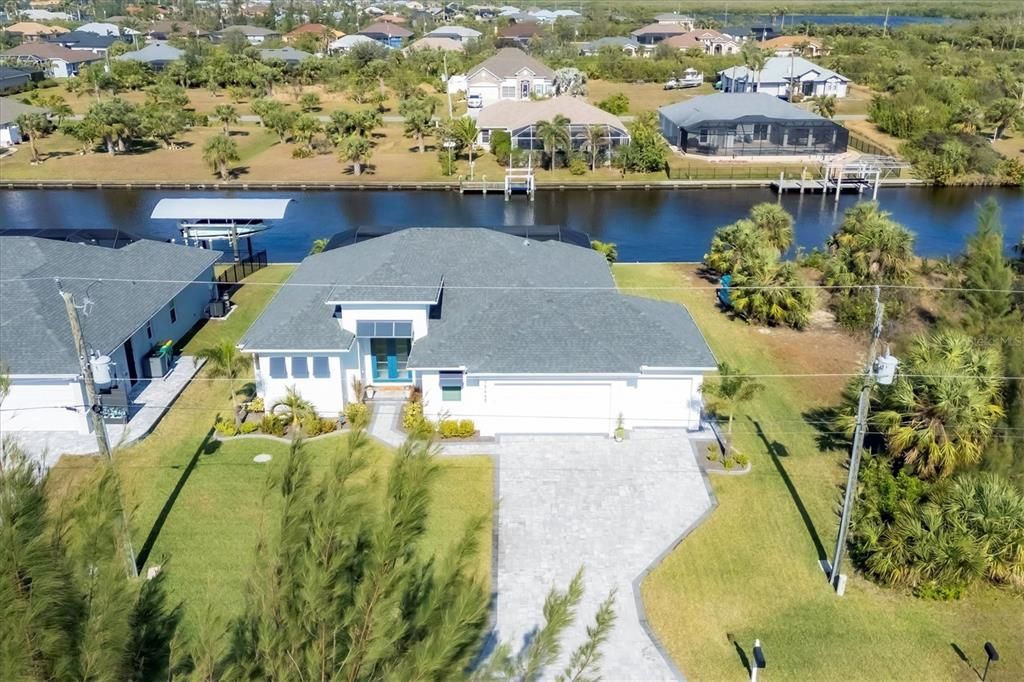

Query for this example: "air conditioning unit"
[208,296,231,318]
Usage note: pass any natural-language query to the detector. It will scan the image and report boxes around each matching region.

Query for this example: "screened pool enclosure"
[672,117,848,156]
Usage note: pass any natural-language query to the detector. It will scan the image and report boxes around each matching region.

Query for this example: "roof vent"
[523,238,530,246]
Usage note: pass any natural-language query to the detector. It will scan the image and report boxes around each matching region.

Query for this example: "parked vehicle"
[665,68,704,90]
[467,93,483,108]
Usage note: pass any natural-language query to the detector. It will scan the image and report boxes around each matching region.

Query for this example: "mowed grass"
[586,79,716,114]
[47,264,493,629]
[615,263,1024,681]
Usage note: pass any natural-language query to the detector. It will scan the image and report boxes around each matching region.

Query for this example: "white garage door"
[487,382,612,435]
[635,378,694,428]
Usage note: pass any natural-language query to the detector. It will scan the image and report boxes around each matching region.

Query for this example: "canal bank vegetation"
[625,197,1024,678]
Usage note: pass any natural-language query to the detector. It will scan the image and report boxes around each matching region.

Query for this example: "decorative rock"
[253,454,272,463]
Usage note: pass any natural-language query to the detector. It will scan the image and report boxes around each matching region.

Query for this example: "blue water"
[711,13,954,28]
[0,186,1020,262]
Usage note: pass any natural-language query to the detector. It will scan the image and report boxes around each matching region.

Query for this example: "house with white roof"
[449,47,555,107]
[75,21,125,36]
[328,33,380,53]
[718,55,850,98]
[0,237,220,434]
[241,228,716,437]
[426,25,482,43]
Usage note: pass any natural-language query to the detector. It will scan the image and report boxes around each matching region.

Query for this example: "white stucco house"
[448,48,555,108]
[718,56,850,98]
[0,97,49,147]
[0,237,220,434]
[241,228,716,437]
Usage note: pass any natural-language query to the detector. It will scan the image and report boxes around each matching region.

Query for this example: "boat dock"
[459,168,536,200]
[770,155,910,202]
[771,178,874,194]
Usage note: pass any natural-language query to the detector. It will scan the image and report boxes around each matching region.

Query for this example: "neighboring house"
[20,9,73,20]
[358,21,414,48]
[283,23,343,44]
[451,47,554,106]
[630,21,689,46]
[116,41,184,70]
[0,96,48,146]
[4,21,68,41]
[653,13,695,28]
[241,228,715,436]
[718,55,849,98]
[579,36,640,56]
[258,47,312,65]
[146,20,209,40]
[328,34,379,53]
[406,36,464,52]
[375,13,407,24]
[475,96,630,156]
[497,22,545,47]
[658,92,849,156]
[664,29,741,55]
[0,42,103,78]
[75,21,124,36]
[216,25,281,45]
[0,66,33,93]
[48,30,123,53]
[0,237,220,434]
[761,35,826,57]
[425,25,481,43]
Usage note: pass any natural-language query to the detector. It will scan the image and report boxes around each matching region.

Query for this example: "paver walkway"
[494,431,711,680]
[13,357,203,467]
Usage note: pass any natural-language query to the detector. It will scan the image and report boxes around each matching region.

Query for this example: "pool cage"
[510,122,631,164]
[679,118,848,156]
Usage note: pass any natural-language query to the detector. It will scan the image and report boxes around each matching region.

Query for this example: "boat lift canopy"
[151,198,293,260]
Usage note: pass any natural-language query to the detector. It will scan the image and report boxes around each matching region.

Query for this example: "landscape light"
[750,639,766,682]
[982,642,999,681]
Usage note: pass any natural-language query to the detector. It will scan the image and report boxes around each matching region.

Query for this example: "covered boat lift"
[151,198,293,261]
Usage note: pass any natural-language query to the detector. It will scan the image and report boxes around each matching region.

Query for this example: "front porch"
[13,356,203,467]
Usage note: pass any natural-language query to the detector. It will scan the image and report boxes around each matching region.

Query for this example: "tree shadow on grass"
[135,426,220,572]
[727,633,751,674]
[752,419,828,564]
[950,643,983,680]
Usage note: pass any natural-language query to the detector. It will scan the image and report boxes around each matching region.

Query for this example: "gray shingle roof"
[582,37,640,52]
[0,237,220,375]
[241,228,715,374]
[717,56,848,84]
[468,47,554,79]
[0,96,49,126]
[258,47,312,62]
[116,41,184,64]
[659,93,828,127]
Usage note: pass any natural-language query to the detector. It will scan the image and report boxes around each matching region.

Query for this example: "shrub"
[345,402,370,429]
[246,396,265,412]
[320,418,337,434]
[722,457,735,470]
[240,422,259,434]
[438,418,476,438]
[402,400,434,438]
[597,92,629,115]
[733,453,750,468]
[457,419,475,437]
[291,146,314,159]
[705,443,720,462]
[259,414,285,437]
[214,418,237,436]
[302,414,325,436]
[490,129,512,165]
[568,157,587,175]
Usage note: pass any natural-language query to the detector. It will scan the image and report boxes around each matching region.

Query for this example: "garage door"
[487,382,612,435]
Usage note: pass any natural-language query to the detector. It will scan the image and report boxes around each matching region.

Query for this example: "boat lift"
[150,198,293,261]
[772,155,910,200]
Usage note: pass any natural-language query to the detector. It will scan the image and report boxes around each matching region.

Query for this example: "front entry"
[370,338,411,382]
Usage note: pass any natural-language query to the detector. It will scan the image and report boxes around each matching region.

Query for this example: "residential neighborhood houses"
[718,55,851,98]
[450,47,555,108]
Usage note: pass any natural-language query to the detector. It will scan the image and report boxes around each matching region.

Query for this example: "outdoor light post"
[443,139,456,175]
[750,639,766,682]
[982,642,999,681]
[829,285,898,595]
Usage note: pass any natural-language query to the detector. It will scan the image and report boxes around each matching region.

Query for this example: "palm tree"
[871,331,1005,479]
[309,238,329,255]
[213,103,239,134]
[986,97,1023,141]
[749,202,795,253]
[338,134,371,175]
[450,116,479,167]
[202,133,240,180]
[15,112,51,164]
[350,108,382,138]
[700,362,764,436]
[272,386,316,435]
[940,474,1024,588]
[811,95,837,119]
[535,115,571,170]
[729,247,814,329]
[583,124,607,171]
[824,202,915,286]
[951,102,985,135]
[399,97,436,153]
[195,340,251,427]
[290,113,322,153]
[741,45,768,93]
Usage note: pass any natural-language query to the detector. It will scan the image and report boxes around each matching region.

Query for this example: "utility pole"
[57,279,139,578]
[829,285,893,594]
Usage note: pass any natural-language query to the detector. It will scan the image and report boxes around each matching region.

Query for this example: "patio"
[13,356,204,468]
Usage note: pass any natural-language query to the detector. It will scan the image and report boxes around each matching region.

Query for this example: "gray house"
[0,66,33,92]
[580,36,640,56]
[116,41,184,70]
[0,237,220,434]
[259,47,313,65]
[659,93,849,156]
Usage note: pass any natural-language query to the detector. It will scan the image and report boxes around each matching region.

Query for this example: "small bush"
[345,402,370,429]
[291,146,314,159]
[246,396,265,412]
[240,422,259,434]
[733,453,750,468]
[490,129,512,165]
[214,418,237,436]
[259,414,285,437]
[457,419,475,437]
[597,92,629,115]
[438,418,476,439]
[320,417,337,434]
[568,157,588,175]
[302,414,325,436]
[722,457,735,470]
[705,443,720,462]
[402,400,434,438]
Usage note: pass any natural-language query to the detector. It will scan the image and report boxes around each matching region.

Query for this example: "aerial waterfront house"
[449,47,555,107]
[658,93,850,156]
[0,237,220,434]
[406,36,465,53]
[328,34,379,53]
[760,35,827,57]
[718,56,850,98]
[241,228,716,437]
[47,30,124,54]
[474,96,630,156]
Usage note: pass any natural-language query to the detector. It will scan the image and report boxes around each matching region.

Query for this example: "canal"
[0,186,1020,262]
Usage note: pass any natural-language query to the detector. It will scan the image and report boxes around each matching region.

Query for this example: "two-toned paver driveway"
[493,430,712,680]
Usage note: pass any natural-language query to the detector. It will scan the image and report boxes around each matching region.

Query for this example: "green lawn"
[616,263,1024,681]
[48,264,494,630]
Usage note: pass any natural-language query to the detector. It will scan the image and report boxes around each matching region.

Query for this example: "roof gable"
[468,47,554,79]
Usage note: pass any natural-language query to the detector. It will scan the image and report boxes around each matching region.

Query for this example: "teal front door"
[371,338,411,382]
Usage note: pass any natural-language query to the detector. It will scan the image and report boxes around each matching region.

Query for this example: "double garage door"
[486,382,613,435]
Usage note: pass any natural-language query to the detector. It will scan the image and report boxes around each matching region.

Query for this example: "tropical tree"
[70,63,119,101]
[811,94,837,119]
[552,66,588,96]
[195,340,251,427]
[399,96,436,153]
[535,114,571,170]
[749,202,795,252]
[959,198,1019,337]
[986,97,1023,141]
[290,113,322,153]
[202,133,240,180]
[213,103,240,134]
[145,79,190,108]
[705,204,795,275]
[338,134,372,175]
[350,108,382,138]
[298,91,321,112]
[140,104,188,149]
[83,98,139,155]
[940,474,1024,588]
[250,98,285,128]
[700,362,765,435]
[950,101,986,135]
[265,107,298,143]
[869,331,1005,479]
[270,386,316,435]
[61,118,102,154]
[590,240,618,264]
[15,112,52,163]
[729,247,814,329]
[309,237,329,255]
[584,124,607,171]
[450,116,479,167]
[741,44,768,93]
[614,112,667,173]
[25,91,72,125]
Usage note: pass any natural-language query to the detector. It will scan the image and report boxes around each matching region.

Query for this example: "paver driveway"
[493,430,712,680]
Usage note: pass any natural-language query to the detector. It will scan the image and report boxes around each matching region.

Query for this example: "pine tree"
[960,198,1018,338]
